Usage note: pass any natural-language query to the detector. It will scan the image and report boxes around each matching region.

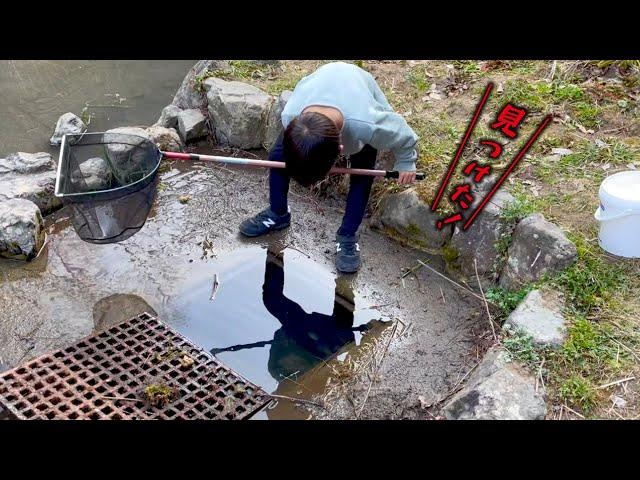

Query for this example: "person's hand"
[398,172,417,185]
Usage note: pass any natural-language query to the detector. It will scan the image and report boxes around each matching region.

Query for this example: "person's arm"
[364,71,394,111]
[367,112,419,173]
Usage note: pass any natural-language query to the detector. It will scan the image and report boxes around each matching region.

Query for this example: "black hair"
[282,111,341,187]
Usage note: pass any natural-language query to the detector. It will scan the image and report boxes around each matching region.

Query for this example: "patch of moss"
[405,222,423,238]
[143,383,179,408]
[442,244,460,264]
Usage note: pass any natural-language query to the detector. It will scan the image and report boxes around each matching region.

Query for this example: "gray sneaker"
[335,234,361,273]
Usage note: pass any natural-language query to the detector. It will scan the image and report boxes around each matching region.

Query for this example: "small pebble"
[178,195,191,204]
[611,395,627,409]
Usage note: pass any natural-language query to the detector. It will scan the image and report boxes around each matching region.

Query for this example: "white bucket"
[594,170,640,258]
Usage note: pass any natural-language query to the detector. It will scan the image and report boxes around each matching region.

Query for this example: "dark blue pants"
[268,133,377,237]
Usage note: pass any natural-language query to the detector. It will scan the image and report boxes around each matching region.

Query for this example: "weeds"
[553,235,629,315]
[503,328,541,365]
[486,286,533,317]
[558,375,597,413]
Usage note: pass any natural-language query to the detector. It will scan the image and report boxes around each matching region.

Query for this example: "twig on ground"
[209,274,220,301]
[423,362,480,409]
[357,321,399,418]
[596,376,635,390]
[563,404,585,419]
[530,250,542,268]
[402,262,424,278]
[474,259,498,342]
[356,303,392,311]
[281,245,311,258]
[35,233,49,260]
[537,358,546,392]
[270,394,326,409]
[440,287,446,304]
[416,260,490,305]
[547,60,557,82]
[608,337,640,361]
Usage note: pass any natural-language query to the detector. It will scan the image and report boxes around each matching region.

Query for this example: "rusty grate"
[0,313,272,420]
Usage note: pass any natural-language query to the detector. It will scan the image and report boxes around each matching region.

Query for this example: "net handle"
[161,150,426,181]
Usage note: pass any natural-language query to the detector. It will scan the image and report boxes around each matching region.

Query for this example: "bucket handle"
[594,206,637,222]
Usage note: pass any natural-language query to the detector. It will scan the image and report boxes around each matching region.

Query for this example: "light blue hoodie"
[281,62,419,172]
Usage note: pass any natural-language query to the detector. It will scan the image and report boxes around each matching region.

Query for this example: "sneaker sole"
[336,262,361,274]
[239,222,291,238]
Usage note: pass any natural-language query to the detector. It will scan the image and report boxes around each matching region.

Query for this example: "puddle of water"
[0,155,393,419]
[163,245,389,419]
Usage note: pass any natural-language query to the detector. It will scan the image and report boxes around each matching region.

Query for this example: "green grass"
[558,375,597,413]
[503,329,541,365]
[594,60,640,71]
[500,79,602,129]
[560,316,619,370]
[572,101,602,128]
[547,315,623,414]
[487,286,533,316]
[500,194,540,225]
[553,235,630,315]
[532,137,638,183]
[406,65,431,92]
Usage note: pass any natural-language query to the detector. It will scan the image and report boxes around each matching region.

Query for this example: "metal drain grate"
[0,313,272,420]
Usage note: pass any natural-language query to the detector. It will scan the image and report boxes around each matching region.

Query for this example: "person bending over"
[240,62,419,273]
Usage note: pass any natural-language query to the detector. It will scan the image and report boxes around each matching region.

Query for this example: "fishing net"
[55,132,162,244]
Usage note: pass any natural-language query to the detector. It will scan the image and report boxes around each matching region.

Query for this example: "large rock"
[177,109,207,143]
[449,189,514,279]
[0,152,60,214]
[504,289,567,347]
[172,60,231,110]
[263,90,292,151]
[155,104,182,129]
[146,125,183,152]
[70,157,112,192]
[0,199,45,261]
[50,112,86,146]
[104,127,154,184]
[370,188,451,252]
[203,77,273,149]
[500,213,577,291]
[0,152,55,175]
[443,346,546,420]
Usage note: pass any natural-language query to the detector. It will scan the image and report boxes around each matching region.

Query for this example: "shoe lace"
[337,239,359,255]
[254,209,275,224]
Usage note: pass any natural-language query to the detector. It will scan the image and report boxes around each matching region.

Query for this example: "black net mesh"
[55,132,162,244]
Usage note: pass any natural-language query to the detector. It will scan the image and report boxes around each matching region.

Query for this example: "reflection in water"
[165,245,386,419]
[211,250,370,383]
[93,293,157,334]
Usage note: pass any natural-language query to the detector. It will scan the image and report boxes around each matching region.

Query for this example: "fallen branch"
[474,259,498,342]
[269,394,326,409]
